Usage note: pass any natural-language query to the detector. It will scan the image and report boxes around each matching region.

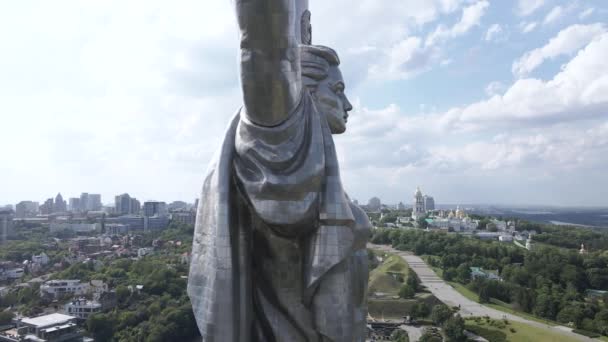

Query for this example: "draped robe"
[188,91,370,342]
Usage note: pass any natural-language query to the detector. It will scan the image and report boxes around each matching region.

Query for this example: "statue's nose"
[344,96,353,112]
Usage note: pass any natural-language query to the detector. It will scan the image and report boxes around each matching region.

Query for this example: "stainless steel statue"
[188,1,370,341]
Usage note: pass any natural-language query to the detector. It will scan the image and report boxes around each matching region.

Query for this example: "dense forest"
[372,228,608,337]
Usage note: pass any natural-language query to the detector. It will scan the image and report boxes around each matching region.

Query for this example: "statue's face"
[314,66,353,134]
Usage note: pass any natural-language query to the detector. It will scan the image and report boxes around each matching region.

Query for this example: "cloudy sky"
[1,0,607,207]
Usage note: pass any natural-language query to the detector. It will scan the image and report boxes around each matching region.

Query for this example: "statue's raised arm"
[236,0,302,126]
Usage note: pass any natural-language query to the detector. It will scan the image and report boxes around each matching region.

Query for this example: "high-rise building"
[423,195,435,211]
[54,193,67,213]
[143,201,167,217]
[114,194,140,215]
[88,194,102,211]
[130,198,141,215]
[40,198,54,215]
[0,208,14,243]
[115,194,132,215]
[69,198,81,212]
[80,193,89,211]
[15,201,39,218]
[412,187,425,220]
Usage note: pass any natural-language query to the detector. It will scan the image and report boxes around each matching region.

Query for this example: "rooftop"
[21,313,75,328]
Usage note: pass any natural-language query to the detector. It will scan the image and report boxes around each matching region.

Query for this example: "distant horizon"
[2,194,607,210]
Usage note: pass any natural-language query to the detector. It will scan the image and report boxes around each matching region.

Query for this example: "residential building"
[32,253,50,265]
[15,201,38,218]
[79,193,89,211]
[0,209,14,243]
[64,298,102,320]
[130,198,141,215]
[88,194,102,211]
[470,267,501,281]
[0,313,81,342]
[114,194,140,215]
[40,280,89,299]
[143,201,167,217]
[5,268,24,280]
[138,247,154,258]
[498,235,513,242]
[39,198,54,215]
[68,198,81,212]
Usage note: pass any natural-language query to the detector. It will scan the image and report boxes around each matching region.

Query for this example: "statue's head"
[301,45,353,134]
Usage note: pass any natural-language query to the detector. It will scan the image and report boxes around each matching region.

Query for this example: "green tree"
[431,304,452,326]
[390,329,409,342]
[87,313,115,341]
[419,327,442,342]
[406,273,420,291]
[444,315,466,341]
[399,285,415,299]
[411,302,430,319]
[478,284,491,303]
[0,311,14,325]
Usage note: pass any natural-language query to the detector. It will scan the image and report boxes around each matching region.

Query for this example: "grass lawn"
[369,250,409,296]
[465,318,581,342]
[446,280,560,326]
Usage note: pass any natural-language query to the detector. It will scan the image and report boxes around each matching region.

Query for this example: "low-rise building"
[498,235,513,242]
[137,247,154,258]
[170,210,196,226]
[5,268,24,280]
[0,313,81,342]
[64,298,102,320]
[32,253,50,266]
[49,223,100,234]
[470,267,501,281]
[40,280,88,299]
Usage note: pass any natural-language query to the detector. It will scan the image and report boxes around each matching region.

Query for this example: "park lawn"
[599,336,608,342]
[447,281,479,302]
[446,281,560,326]
[465,318,581,342]
[369,250,409,296]
[486,300,558,326]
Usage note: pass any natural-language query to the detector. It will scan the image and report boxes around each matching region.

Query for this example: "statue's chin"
[330,125,346,135]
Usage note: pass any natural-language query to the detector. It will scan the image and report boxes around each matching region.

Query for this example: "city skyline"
[1,1,607,206]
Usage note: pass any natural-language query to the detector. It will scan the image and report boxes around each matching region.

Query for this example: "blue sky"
[0,0,607,207]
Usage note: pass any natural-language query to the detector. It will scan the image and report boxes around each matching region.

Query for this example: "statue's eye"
[332,83,345,95]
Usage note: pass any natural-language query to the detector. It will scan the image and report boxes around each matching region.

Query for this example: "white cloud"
[485,81,506,96]
[517,0,545,16]
[520,21,538,33]
[579,8,595,20]
[543,6,564,25]
[426,0,490,46]
[484,24,503,41]
[512,23,606,77]
[442,32,608,130]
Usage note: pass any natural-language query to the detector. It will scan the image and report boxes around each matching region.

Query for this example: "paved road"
[369,244,598,342]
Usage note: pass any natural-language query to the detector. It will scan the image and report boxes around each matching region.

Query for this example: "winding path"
[369,244,598,342]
